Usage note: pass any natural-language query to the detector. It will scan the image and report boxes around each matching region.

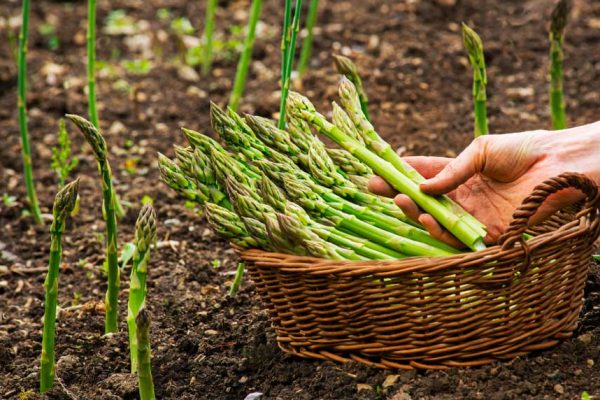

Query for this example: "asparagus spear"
[127,204,157,374]
[259,175,405,259]
[181,126,262,180]
[67,114,121,333]
[174,145,231,209]
[276,212,365,260]
[228,0,263,110]
[282,175,456,257]
[297,0,319,76]
[136,309,155,400]
[461,23,488,137]
[40,179,79,393]
[158,153,210,205]
[326,148,372,176]
[201,0,218,76]
[244,114,411,222]
[286,92,486,251]
[17,0,43,224]
[278,0,303,129]
[549,0,569,130]
[228,262,245,296]
[333,55,370,121]
[336,77,487,238]
[205,202,268,249]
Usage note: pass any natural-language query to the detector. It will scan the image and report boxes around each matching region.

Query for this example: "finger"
[420,137,487,195]
[403,156,452,179]
[368,176,398,198]
[418,214,466,249]
[394,194,422,222]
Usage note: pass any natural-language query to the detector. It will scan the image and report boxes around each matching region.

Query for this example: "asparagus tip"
[550,0,570,38]
[333,54,358,77]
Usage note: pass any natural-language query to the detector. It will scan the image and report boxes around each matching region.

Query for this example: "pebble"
[383,374,400,388]
[577,332,593,344]
[554,384,564,395]
[178,65,200,82]
[356,384,373,392]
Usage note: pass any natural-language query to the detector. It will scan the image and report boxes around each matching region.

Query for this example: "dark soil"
[1,0,600,398]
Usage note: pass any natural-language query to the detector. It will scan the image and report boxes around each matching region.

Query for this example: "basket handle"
[498,172,600,251]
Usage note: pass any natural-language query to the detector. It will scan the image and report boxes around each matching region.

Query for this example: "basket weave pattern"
[241,173,600,369]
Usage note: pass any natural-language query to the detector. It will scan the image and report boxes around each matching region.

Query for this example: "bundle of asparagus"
[160,79,487,260]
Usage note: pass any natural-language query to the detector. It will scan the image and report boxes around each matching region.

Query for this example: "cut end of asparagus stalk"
[550,0,570,39]
[66,114,107,161]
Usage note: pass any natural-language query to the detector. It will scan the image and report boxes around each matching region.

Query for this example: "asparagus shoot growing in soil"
[202,0,218,76]
[66,114,120,333]
[87,0,99,128]
[297,0,319,76]
[17,0,43,224]
[128,204,157,373]
[333,55,370,121]
[228,0,262,110]
[136,309,156,400]
[229,262,245,296]
[40,179,79,393]
[461,23,488,137]
[278,0,303,129]
[549,0,569,130]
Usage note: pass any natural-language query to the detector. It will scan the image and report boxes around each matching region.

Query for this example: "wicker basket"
[241,173,600,370]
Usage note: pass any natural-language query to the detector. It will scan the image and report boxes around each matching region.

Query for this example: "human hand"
[369,125,600,247]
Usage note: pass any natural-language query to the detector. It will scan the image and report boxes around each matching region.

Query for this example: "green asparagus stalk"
[287,92,486,251]
[210,104,291,166]
[66,114,121,332]
[127,204,157,374]
[326,148,372,176]
[282,174,457,257]
[461,23,488,137]
[259,175,405,259]
[158,153,210,205]
[205,202,267,249]
[243,113,410,223]
[228,262,245,296]
[333,55,370,121]
[336,79,487,238]
[331,101,365,145]
[201,0,218,76]
[297,0,319,76]
[173,145,229,208]
[549,0,569,130]
[276,213,365,260]
[40,179,79,393]
[228,0,262,110]
[87,0,99,128]
[287,115,315,153]
[136,309,155,400]
[278,0,303,129]
[241,216,277,250]
[17,0,43,225]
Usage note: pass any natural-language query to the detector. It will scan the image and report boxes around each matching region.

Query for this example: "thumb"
[420,137,487,195]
